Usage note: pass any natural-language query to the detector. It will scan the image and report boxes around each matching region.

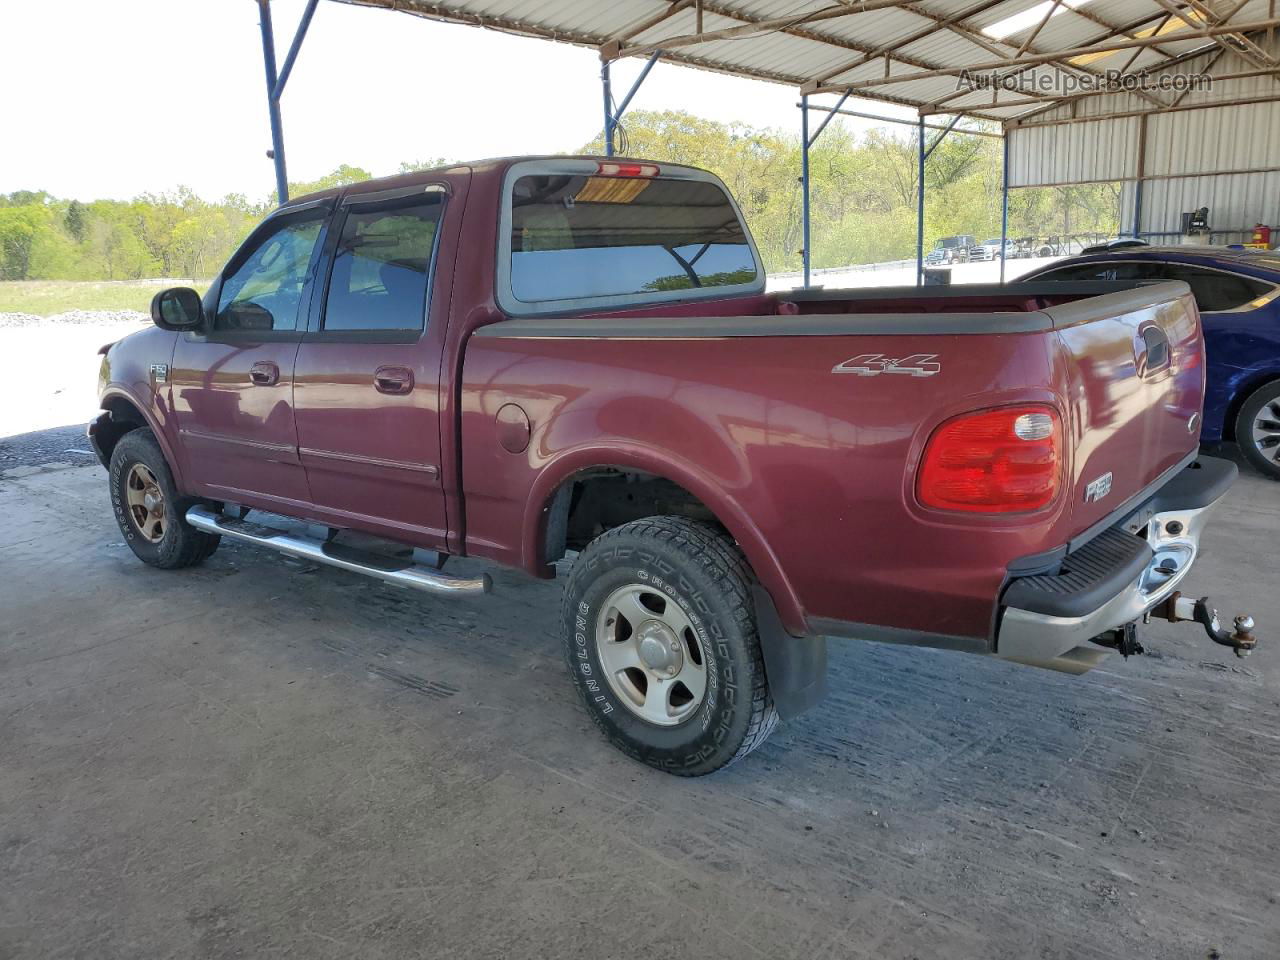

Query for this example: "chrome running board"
[185,505,491,596]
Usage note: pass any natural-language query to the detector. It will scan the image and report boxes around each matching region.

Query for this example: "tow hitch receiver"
[1149,592,1258,657]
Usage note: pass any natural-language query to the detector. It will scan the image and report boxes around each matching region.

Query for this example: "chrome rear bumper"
[996,457,1235,673]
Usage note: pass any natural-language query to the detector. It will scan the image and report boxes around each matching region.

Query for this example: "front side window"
[509,174,757,303]
[1162,265,1273,312]
[216,214,324,332]
[322,196,443,332]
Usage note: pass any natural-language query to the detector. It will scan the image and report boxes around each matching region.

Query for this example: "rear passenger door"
[292,184,453,546]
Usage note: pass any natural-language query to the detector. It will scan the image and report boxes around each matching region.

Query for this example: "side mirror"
[150,287,204,331]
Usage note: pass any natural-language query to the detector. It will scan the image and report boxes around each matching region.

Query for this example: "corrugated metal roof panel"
[334,0,1279,127]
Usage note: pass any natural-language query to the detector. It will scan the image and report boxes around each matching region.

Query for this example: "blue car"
[1025,247,1280,480]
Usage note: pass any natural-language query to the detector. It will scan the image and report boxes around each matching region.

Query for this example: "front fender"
[520,442,807,636]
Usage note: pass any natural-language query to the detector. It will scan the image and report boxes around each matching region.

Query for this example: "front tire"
[562,517,778,776]
[1235,380,1280,480]
[109,428,220,568]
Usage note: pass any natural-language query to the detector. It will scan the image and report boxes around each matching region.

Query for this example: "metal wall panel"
[1007,117,1140,187]
[1137,172,1280,233]
[1146,102,1280,177]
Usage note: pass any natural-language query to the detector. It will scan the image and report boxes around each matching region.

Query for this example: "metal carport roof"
[332,0,1280,123]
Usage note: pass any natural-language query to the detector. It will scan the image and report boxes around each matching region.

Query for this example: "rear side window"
[323,196,444,332]
[1162,265,1273,312]
[1035,261,1166,282]
[509,175,757,303]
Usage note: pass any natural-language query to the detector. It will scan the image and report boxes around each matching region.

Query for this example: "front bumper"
[996,456,1238,674]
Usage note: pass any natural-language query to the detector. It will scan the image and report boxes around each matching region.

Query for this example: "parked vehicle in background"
[1026,246,1280,479]
[88,157,1257,777]
[971,238,1014,261]
[927,234,975,265]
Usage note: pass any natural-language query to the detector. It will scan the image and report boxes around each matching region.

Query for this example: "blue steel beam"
[916,116,925,286]
[257,0,289,205]
[923,113,962,161]
[601,51,662,156]
[806,88,852,149]
[614,51,662,121]
[601,61,614,156]
[801,94,812,288]
[272,0,320,100]
[1000,132,1010,284]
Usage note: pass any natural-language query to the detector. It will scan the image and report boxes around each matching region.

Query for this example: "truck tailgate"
[1044,281,1204,539]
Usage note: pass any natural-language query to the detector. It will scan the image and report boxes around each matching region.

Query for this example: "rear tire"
[1235,380,1280,480]
[109,428,220,567]
[562,516,778,776]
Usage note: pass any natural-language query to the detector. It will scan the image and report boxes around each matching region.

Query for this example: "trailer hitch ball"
[1153,592,1259,657]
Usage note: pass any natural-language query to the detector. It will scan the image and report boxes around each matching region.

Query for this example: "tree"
[0,206,45,280]
[65,200,87,243]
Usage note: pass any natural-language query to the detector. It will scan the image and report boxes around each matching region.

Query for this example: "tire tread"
[562,516,778,775]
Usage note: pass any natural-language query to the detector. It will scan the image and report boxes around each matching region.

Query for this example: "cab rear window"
[509,175,757,303]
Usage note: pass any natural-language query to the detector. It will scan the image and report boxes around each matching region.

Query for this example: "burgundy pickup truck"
[91,156,1257,775]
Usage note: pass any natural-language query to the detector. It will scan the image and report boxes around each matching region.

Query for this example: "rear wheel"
[1235,380,1280,480]
[561,516,778,776]
[109,428,220,567]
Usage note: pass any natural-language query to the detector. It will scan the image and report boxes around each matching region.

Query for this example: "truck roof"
[278,155,711,210]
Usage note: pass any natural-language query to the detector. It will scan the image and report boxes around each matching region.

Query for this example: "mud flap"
[752,585,828,720]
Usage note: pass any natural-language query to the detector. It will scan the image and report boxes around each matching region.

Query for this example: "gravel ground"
[0,309,149,329]
[2,463,1277,959]
[0,314,148,463]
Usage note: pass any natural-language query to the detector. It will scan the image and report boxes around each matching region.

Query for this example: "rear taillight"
[917,405,1062,513]
[595,161,659,177]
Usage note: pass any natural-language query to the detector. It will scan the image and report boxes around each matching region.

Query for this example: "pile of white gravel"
[0,309,150,329]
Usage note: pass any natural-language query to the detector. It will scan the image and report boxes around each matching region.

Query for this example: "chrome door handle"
[374,365,414,395]
[249,361,279,386]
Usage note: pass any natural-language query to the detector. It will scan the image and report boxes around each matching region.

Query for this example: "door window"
[322,196,444,332]
[1161,265,1273,312]
[215,213,324,332]
[1034,261,1166,282]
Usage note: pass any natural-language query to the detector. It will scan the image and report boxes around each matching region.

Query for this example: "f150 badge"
[149,363,168,383]
[832,353,940,377]
[1084,472,1113,503]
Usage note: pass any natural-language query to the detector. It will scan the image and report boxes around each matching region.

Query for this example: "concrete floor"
[2,458,1279,960]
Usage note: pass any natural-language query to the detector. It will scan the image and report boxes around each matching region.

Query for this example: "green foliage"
[288,164,373,199]
[581,110,1122,272]
[0,123,1125,291]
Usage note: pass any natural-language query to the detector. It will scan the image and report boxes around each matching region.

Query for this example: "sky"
[0,0,916,203]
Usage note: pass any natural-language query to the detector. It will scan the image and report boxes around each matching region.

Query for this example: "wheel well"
[97,396,148,462]
[543,469,724,564]
[1223,374,1280,441]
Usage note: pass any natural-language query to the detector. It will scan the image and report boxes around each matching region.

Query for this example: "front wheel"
[109,427,221,567]
[561,516,778,776]
[1235,380,1280,480]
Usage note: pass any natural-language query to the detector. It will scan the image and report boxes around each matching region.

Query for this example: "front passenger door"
[171,205,328,509]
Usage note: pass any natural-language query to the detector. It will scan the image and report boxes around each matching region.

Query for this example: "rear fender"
[522,443,807,636]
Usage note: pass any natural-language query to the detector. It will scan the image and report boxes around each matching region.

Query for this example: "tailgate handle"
[1139,326,1170,375]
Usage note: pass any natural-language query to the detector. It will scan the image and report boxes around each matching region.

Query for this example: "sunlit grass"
[0,280,209,317]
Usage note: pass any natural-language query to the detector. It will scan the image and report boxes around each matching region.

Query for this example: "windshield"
[508,174,758,304]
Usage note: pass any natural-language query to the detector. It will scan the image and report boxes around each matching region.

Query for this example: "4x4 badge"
[832,353,940,377]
